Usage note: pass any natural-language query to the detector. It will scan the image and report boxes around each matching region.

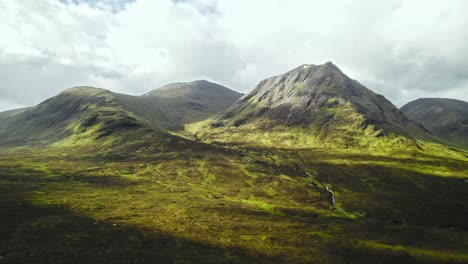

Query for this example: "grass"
[228,197,284,216]
[1,139,467,263]
[357,239,468,262]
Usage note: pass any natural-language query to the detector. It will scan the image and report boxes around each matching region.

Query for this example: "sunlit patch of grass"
[195,159,217,184]
[358,239,468,262]
[307,231,332,239]
[235,198,284,216]
[322,158,468,178]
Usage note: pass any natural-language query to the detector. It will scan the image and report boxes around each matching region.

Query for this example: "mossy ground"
[0,139,467,263]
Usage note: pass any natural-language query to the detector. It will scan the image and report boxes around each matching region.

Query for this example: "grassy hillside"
[0,107,30,119]
[0,88,186,154]
[0,87,148,146]
[0,141,467,263]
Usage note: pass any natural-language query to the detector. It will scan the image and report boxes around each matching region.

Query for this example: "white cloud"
[0,0,467,111]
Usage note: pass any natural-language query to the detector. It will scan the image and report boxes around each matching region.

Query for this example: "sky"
[1,0,467,111]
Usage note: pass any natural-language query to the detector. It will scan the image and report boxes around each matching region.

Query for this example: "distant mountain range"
[0,63,466,151]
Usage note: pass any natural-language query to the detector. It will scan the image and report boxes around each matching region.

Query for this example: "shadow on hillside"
[225,143,468,170]
[1,146,467,263]
[310,161,468,230]
[197,203,468,264]
[0,181,281,264]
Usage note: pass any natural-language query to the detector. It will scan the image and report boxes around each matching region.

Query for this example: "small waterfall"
[321,182,337,209]
[306,172,338,210]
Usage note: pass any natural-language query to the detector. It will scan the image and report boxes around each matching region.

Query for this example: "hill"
[118,80,243,130]
[0,81,242,152]
[401,98,468,147]
[189,62,430,151]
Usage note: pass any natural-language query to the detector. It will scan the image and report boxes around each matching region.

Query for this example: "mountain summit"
[115,80,243,130]
[148,80,241,100]
[191,62,429,149]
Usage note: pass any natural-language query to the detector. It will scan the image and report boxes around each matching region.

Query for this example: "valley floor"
[0,144,467,263]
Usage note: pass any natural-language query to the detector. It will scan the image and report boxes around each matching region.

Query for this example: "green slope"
[0,87,194,157]
[0,107,31,119]
[0,87,142,145]
[0,136,467,263]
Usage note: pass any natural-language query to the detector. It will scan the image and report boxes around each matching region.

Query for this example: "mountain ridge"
[0,82,242,149]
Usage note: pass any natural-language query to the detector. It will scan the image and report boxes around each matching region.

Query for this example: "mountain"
[0,107,30,118]
[0,87,161,149]
[0,81,242,148]
[119,80,243,130]
[149,80,242,105]
[401,98,468,147]
[190,62,429,149]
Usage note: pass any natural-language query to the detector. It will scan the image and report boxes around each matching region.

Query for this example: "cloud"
[0,0,467,111]
[59,0,136,12]
[172,0,219,15]
[216,0,468,106]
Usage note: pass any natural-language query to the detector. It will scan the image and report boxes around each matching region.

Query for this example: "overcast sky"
[1,0,467,111]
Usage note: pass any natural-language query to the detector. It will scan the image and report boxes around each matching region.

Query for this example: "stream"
[306,172,337,210]
[321,182,337,209]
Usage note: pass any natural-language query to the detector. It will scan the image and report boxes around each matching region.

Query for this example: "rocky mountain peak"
[211,62,428,143]
[236,62,362,112]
